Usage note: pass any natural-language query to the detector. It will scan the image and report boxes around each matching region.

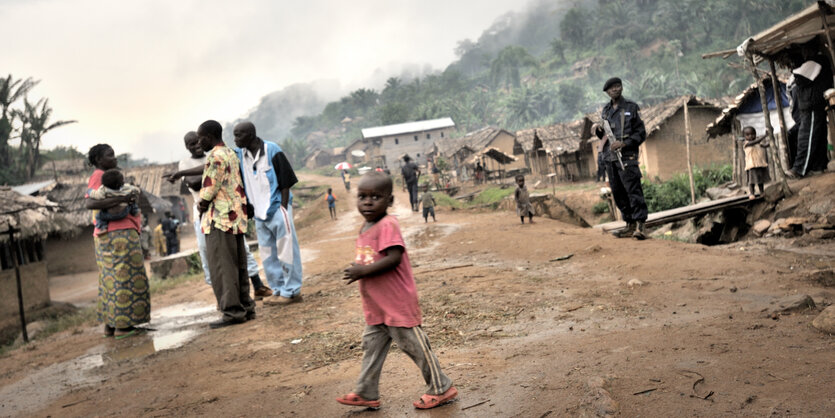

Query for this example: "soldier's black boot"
[612,222,635,238]
[632,221,647,240]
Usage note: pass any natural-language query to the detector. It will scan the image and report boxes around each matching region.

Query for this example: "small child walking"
[342,169,351,191]
[88,168,141,230]
[741,126,771,200]
[337,172,458,410]
[420,191,436,223]
[326,188,337,220]
[514,174,534,224]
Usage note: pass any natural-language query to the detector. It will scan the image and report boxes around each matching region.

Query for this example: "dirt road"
[1,173,833,417]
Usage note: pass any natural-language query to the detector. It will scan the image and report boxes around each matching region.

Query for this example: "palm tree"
[490,46,538,89]
[14,97,76,179]
[349,88,379,112]
[0,75,39,167]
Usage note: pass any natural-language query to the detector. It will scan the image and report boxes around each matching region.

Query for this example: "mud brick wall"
[642,108,733,181]
[0,262,50,319]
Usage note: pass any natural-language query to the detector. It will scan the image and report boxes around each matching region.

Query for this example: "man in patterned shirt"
[196,120,255,329]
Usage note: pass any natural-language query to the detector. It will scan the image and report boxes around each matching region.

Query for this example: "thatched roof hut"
[518,120,588,156]
[0,188,73,243]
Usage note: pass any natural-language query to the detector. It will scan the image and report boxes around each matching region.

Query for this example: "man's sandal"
[413,386,458,409]
[336,393,380,408]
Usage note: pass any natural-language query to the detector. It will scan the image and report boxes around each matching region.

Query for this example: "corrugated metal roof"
[743,3,835,58]
[361,117,455,139]
[12,180,56,196]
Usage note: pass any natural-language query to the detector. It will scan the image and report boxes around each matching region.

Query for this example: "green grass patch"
[433,193,462,209]
[471,186,514,208]
[36,305,97,341]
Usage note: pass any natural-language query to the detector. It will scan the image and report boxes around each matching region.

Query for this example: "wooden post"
[684,102,696,204]
[817,7,835,159]
[3,225,28,343]
[732,123,740,185]
[768,59,792,169]
[817,6,835,86]
[746,54,792,196]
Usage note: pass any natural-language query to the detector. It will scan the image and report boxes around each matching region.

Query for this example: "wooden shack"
[706,79,794,185]
[703,1,835,183]
[302,149,334,169]
[435,127,525,182]
[518,120,593,181]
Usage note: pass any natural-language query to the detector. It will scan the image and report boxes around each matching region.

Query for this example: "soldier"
[593,77,649,239]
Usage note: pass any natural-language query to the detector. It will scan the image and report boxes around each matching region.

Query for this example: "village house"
[343,138,379,166]
[302,149,335,170]
[0,188,68,321]
[583,95,733,181]
[706,78,793,185]
[434,127,526,183]
[361,117,456,168]
[517,119,593,181]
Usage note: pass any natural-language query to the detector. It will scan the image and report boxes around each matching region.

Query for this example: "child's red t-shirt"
[354,215,422,327]
[87,169,142,236]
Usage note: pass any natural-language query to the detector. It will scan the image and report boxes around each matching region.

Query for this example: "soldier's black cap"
[603,77,622,91]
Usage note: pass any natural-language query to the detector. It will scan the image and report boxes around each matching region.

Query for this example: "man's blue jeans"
[255,206,302,298]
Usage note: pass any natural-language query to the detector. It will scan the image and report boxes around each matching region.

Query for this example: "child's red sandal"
[413,386,458,409]
[336,393,380,408]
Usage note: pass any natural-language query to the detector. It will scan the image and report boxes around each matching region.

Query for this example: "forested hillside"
[243,0,810,164]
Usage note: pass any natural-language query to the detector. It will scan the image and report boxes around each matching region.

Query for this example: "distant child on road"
[515,174,534,224]
[741,126,771,200]
[337,172,458,410]
[420,191,436,223]
[342,170,351,191]
[89,168,140,231]
[326,188,337,220]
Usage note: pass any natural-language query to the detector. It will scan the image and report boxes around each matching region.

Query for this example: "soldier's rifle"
[601,120,625,170]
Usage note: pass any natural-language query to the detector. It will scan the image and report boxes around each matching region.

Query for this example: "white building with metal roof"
[361,117,455,167]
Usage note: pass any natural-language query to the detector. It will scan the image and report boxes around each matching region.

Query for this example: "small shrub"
[642,164,732,213]
[592,201,609,214]
[186,252,204,275]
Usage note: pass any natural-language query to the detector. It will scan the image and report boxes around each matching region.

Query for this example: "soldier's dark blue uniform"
[594,78,648,238]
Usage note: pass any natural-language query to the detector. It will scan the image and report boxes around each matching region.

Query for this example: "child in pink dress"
[337,172,458,410]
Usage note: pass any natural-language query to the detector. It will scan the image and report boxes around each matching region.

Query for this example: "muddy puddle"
[403,223,461,255]
[0,302,215,416]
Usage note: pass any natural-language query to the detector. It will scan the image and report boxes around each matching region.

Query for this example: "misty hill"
[223,80,340,144]
[238,0,809,164]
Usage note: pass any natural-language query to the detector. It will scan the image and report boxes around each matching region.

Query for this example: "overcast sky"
[2,0,526,163]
